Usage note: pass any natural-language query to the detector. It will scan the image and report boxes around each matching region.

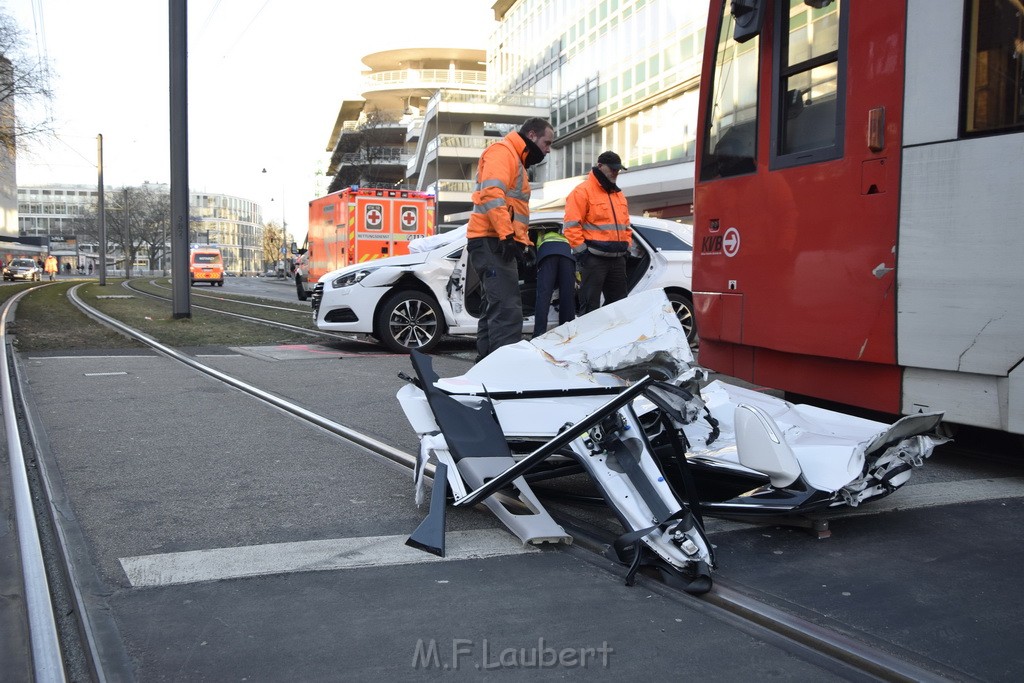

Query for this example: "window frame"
[959,0,1024,138]
[769,0,849,171]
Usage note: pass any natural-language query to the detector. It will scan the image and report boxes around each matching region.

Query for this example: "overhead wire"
[196,0,225,42]
[220,0,273,59]
[27,0,54,122]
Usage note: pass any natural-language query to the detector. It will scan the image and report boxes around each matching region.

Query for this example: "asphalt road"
[6,275,1024,680]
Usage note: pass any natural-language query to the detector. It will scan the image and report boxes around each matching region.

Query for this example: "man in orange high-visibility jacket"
[467,117,554,360]
[563,150,632,314]
[44,254,59,281]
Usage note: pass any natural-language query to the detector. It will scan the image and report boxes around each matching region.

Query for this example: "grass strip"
[10,280,321,352]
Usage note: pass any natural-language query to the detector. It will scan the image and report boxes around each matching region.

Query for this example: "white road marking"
[705,476,1024,535]
[83,372,129,377]
[28,356,154,360]
[120,528,539,587]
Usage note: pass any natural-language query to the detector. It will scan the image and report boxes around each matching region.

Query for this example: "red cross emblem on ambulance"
[400,206,418,231]
[365,204,383,228]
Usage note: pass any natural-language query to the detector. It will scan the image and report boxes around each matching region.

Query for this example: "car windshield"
[12,259,35,267]
[633,225,692,252]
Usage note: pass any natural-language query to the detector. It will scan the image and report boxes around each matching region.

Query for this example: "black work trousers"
[578,254,627,314]
[467,237,523,359]
[532,254,576,337]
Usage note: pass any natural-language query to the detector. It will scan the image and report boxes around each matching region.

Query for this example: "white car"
[3,258,44,282]
[311,212,695,353]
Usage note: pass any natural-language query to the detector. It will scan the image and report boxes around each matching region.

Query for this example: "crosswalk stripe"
[119,528,539,587]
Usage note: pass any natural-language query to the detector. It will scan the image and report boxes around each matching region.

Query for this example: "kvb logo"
[700,226,741,257]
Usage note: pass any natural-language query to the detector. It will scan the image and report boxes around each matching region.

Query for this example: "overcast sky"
[9,0,496,236]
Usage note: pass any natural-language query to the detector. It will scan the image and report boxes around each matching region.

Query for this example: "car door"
[446,222,556,334]
[442,244,482,334]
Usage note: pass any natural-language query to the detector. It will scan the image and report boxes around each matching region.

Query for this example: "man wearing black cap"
[563,151,633,314]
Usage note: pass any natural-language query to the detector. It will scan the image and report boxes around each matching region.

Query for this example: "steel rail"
[1,287,67,682]
[550,509,954,682]
[118,279,361,344]
[137,278,309,314]
[68,284,415,470]
[65,284,948,682]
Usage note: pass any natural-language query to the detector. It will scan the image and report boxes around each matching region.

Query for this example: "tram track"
[119,278,360,345]
[5,282,960,681]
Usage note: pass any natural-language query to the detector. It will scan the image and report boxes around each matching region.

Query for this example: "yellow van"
[189,248,224,286]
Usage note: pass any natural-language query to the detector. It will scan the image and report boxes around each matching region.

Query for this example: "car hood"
[319,250,435,284]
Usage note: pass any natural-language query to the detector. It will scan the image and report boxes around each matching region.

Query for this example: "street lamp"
[262,168,287,278]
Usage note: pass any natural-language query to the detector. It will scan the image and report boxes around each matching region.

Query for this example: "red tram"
[694,0,1024,434]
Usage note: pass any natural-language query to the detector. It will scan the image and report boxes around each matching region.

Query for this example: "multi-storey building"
[190,191,265,274]
[17,184,266,274]
[489,0,706,221]
[327,3,706,223]
[325,47,549,222]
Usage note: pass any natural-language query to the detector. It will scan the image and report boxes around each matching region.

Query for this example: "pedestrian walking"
[467,117,554,360]
[532,227,576,337]
[44,254,58,281]
[563,151,632,314]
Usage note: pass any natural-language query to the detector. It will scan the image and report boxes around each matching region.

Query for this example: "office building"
[489,0,706,220]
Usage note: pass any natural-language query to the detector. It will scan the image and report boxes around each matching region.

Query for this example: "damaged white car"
[396,290,946,594]
[311,213,697,352]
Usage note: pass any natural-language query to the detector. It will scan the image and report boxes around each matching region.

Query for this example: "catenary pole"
[97,134,106,286]
[169,0,190,317]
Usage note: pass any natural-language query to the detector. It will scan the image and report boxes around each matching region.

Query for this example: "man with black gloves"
[563,150,632,314]
[467,117,554,360]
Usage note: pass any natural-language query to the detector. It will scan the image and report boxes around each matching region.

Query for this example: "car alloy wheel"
[376,291,445,353]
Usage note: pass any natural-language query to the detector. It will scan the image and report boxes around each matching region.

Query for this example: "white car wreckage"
[397,290,946,594]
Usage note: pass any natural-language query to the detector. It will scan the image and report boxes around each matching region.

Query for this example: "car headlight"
[332,266,381,288]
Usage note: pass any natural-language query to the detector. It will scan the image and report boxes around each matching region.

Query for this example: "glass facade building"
[489,0,708,218]
[17,185,265,274]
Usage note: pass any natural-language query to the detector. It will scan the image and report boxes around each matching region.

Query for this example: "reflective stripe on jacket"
[536,229,573,261]
[562,171,631,256]
[468,132,532,245]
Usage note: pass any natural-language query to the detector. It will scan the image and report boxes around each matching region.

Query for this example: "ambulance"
[296,187,435,301]
[189,247,224,286]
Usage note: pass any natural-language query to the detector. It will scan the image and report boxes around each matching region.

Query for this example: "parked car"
[3,258,43,282]
[312,212,696,353]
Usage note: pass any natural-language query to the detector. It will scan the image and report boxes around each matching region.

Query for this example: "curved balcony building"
[324,46,548,222]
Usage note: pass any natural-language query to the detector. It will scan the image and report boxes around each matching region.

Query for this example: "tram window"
[771,0,846,168]
[699,2,760,181]
[963,0,1024,135]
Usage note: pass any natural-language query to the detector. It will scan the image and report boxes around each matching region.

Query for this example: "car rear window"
[193,254,221,264]
[632,225,692,252]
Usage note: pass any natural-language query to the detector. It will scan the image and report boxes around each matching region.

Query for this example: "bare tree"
[261,220,285,270]
[75,184,174,274]
[326,108,402,193]
[0,6,55,150]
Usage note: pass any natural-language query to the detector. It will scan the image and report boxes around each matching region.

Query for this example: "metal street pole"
[282,186,287,279]
[97,134,106,286]
[262,167,288,277]
[123,188,130,276]
[169,0,190,317]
